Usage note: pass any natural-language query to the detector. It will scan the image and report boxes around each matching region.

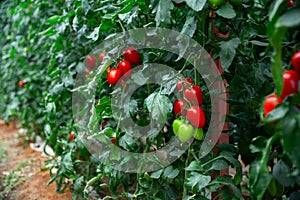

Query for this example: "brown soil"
[0,121,72,200]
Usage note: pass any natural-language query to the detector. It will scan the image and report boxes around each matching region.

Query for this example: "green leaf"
[186,172,211,191]
[46,15,61,24]
[264,104,289,122]
[144,92,172,123]
[163,166,180,179]
[219,38,241,71]
[210,159,229,171]
[151,169,163,179]
[268,0,286,22]
[282,113,300,169]
[154,0,173,26]
[275,8,300,28]
[181,16,197,37]
[273,160,296,187]
[249,133,280,199]
[86,26,100,41]
[185,161,203,171]
[185,0,206,12]
[216,4,236,19]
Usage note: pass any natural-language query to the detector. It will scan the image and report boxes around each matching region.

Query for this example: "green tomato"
[178,123,194,142]
[229,0,243,6]
[172,119,184,135]
[208,0,225,7]
[193,128,204,140]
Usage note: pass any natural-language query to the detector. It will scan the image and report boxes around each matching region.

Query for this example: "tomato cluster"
[263,51,300,118]
[172,78,206,142]
[107,47,140,85]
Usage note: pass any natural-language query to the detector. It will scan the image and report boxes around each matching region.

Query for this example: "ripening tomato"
[288,0,295,7]
[208,0,225,7]
[86,55,96,68]
[18,81,26,88]
[263,94,281,117]
[84,69,90,78]
[99,53,105,62]
[117,60,132,78]
[292,51,300,74]
[173,100,187,116]
[111,138,117,144]
[280,70,300,100]
[107,68,122,85]
[187,106,206,128]
[184,85,203,105]
[123,47,140,65]
[177,123,194,142]
[69,132,74,142]
[176,78,194,91]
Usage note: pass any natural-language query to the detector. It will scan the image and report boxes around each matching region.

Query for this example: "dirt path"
[0,120,72,200]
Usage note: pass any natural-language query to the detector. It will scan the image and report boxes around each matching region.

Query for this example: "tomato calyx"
[176,78,194,91]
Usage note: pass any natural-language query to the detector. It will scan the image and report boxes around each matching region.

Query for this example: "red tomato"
[288,0,295,7]
[173,100,187,116]
[176,78,194,91]
[184,85,203,105]
[111,138,117,144]
[280,70,300,100]
[102,119,108,128]
[84,69,90,78]
[86,55,96,68]
[117,60,132,78]
[187,106,206,128]
[107,68,122,85]
[264,94,281,117]
[99,53,105,62]
[69,132,74,142]
[292,51,300,74]
[18,81,25,88]
[123,47,140,65]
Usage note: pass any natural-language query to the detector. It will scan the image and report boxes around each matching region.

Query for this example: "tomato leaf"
[216,4,236,19]
[272,160,296,187]
[282,112,300,169]
[186,172,211,191]
[144,92,172,124]
[275,8,300,28]
[154,0,173,26]
[219,38,241,72]
[184,0,206,12]
[181,15,197,37]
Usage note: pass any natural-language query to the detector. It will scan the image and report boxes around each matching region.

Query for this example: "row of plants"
[0,0,300,199]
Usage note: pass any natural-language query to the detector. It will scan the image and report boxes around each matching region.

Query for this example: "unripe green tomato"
[193,128,204,140]
[229,0,243,6]
[208,0,226,7]
[178,123,194,142]
[172,119,184,135]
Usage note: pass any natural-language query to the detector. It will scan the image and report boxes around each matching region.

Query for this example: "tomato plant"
[0,0,300,199]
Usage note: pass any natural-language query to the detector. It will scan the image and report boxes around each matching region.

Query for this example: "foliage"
[0,0,300,199]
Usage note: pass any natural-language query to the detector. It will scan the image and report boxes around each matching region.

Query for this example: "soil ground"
[0,120,72,200]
